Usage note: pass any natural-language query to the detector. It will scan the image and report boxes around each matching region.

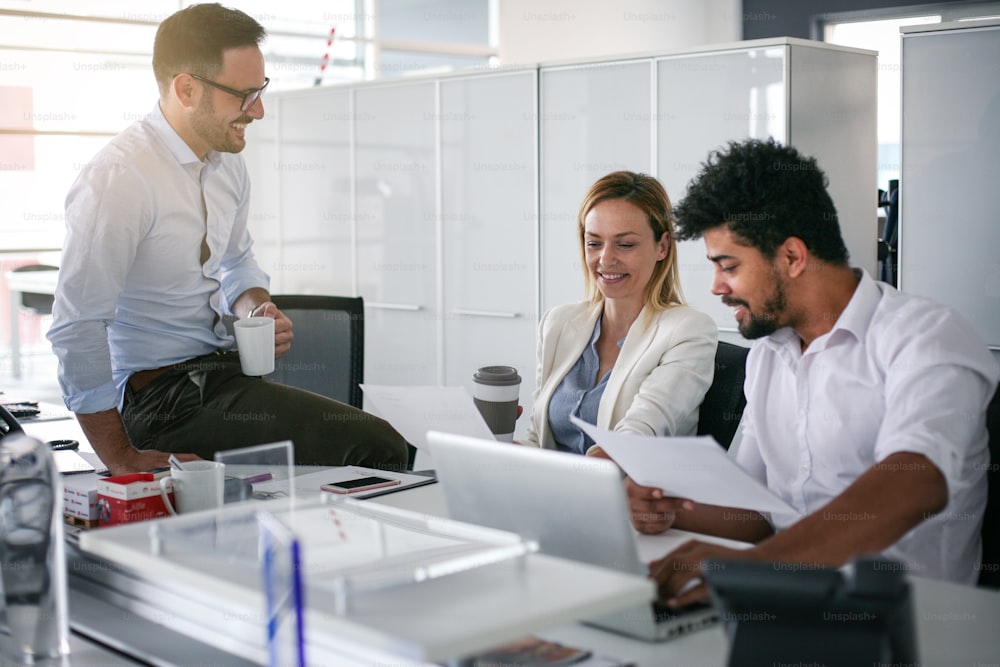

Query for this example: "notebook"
[425,431,719,642]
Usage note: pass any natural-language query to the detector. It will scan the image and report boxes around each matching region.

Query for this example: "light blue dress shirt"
[547,316,625,454]
[48,103,269,414]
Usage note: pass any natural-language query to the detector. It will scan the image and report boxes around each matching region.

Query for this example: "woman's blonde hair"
[578,171,684,313]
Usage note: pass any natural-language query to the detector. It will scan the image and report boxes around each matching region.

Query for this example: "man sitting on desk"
[46,4,408,476]
[628,138,999,606]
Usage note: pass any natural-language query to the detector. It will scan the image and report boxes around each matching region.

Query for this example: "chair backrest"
[696,340,749,450]
[12,264,58,315]
[269,295,364,409]
[979,383,1000,588]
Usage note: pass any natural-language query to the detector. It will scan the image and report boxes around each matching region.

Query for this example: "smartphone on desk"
[320,476,401,494]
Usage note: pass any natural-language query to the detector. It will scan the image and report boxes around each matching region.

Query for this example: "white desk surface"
[17,418,1000,666]
[368,481,1000,667]
[5,268,59,294]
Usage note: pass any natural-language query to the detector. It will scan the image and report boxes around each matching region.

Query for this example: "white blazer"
[523,301,718,449]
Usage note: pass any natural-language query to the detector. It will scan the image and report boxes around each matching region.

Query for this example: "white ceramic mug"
[158,461,226,515]
[233,317,275,376]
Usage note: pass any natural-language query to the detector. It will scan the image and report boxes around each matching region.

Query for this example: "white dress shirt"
[48,103,269,414]
[737,270,999,584]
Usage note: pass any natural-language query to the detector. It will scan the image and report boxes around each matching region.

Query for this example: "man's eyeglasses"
[190,74,269,112]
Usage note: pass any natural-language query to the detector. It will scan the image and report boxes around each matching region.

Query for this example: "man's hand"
[77,409,201,477]
[586,445,611,459]
[649,540,760,607]
[252,301,294,358]
[106,449,201,477]
[625,477,694,534]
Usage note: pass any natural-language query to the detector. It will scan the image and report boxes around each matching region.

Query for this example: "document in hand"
[570,417,800,518]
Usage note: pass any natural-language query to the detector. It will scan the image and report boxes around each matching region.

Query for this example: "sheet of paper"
[570,417,799,517]
[360,384,495,451]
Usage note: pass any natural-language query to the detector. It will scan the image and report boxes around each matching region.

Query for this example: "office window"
[819,1,1000,190]
[0,0,495,253]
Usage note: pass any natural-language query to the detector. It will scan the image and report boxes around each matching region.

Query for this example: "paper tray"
[76,495,654,664]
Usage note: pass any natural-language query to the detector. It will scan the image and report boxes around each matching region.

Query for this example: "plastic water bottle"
[0,433,70,663]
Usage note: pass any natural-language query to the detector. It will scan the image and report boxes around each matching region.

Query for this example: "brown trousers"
[121,351,409,469]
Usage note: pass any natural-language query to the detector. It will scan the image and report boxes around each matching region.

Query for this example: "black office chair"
[269,295,364,409]
[979,384,1000,588]
[696,341,750,450]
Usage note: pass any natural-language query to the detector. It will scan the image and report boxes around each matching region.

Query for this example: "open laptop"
[425,431,719,642]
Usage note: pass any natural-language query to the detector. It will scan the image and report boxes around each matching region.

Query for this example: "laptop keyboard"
[652,599,719,639]
[652,598,711,621]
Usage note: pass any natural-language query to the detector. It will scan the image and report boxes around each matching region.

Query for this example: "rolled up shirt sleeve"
[217,165,268,313]
[873,314,998,501]
[48,158,149,414]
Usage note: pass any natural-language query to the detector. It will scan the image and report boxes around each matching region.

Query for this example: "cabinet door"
[276,90,353,295]
[355,82,439,385]
[539,60,653,314]
[788,44,876,278]
[440,72,538,435]
[657,47,787,331]
[901,25,1000,348]
[243,104,280,288]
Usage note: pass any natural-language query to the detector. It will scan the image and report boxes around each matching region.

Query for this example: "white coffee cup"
[233,317,275,376]
[159,461,225,515]
[472,365,521,442]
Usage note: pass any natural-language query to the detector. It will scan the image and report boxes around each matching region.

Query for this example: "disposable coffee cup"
[233,317,275,376]
[472,365,521,442]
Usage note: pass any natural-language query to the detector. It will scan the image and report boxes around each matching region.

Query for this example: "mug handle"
[159,477,178,516]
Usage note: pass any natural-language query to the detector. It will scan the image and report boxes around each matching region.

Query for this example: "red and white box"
[63,475,99,521]
[96,472,173,526]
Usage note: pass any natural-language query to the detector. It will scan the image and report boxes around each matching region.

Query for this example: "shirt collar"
[146,102,221,168]
[828,268,880,343]
[591,314,626,350]
[762,267,878,355]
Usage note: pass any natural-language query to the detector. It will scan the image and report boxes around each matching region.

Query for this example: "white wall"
[498,0,741,65]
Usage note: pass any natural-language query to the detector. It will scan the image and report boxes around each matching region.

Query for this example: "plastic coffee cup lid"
[473,365,521,386]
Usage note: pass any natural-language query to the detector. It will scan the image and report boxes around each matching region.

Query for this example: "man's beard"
[191,93,248,155]
[728,276,786,340]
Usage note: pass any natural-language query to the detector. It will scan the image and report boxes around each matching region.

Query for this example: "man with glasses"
[48,4,409,475]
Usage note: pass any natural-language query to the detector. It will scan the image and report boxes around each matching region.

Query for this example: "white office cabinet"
[277,90,354,295]
[900,20,1000,349]
[355,81,439,385]
[657,41,876,331]
[244,91,353,296]
[539,60,654,314]
[440,72,538,434]
[244,37,877,396]
[243,105,280,288]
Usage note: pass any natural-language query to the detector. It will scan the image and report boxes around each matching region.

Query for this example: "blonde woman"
[523,172,717,454]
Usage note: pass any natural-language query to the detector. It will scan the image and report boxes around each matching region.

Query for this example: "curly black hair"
[673,138,849,264]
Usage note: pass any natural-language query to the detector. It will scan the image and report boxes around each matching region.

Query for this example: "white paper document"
[570,417,799,517]
[360,384,495,450]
